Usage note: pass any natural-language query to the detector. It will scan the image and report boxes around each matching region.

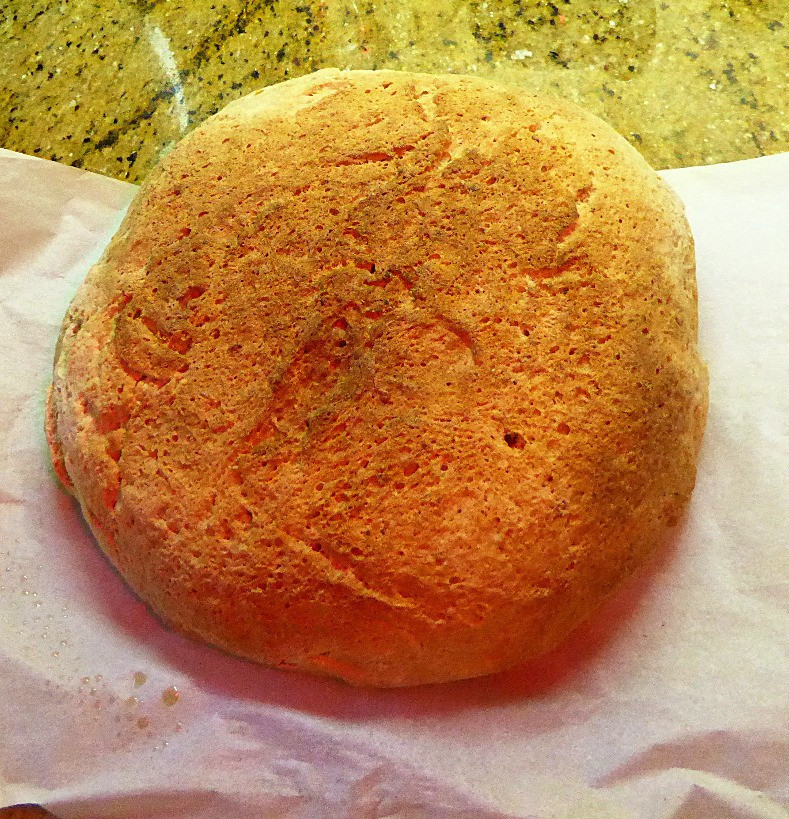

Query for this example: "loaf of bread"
[46,69,708,686]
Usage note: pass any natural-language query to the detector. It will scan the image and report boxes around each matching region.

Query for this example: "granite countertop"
[1,0,786,184]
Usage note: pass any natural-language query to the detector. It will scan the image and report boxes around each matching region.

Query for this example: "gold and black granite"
[1,0,787,183]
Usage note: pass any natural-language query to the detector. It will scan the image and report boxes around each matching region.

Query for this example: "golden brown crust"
[47,69,708,686]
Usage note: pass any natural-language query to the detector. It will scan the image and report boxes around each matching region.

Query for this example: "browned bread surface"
[46,69,708,687]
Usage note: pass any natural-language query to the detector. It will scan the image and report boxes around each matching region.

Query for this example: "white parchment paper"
[0,147,787,819]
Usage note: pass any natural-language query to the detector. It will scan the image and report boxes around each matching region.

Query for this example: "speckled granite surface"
[1,0,786,183]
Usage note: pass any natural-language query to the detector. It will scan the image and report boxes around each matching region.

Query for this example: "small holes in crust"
[504,432,526,450]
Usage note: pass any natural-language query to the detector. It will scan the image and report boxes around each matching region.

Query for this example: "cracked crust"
[47,69,708,687]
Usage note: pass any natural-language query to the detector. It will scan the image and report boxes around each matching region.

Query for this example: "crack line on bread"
[283,533,416,610]
[334,144,417,166]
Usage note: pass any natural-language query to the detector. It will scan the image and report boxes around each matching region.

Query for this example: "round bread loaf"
[46,69,708,687]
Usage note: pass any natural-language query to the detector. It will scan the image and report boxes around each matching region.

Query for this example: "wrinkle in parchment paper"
[0,147,787,819]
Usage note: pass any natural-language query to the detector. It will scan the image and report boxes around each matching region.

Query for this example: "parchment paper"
[1,147,787,819]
